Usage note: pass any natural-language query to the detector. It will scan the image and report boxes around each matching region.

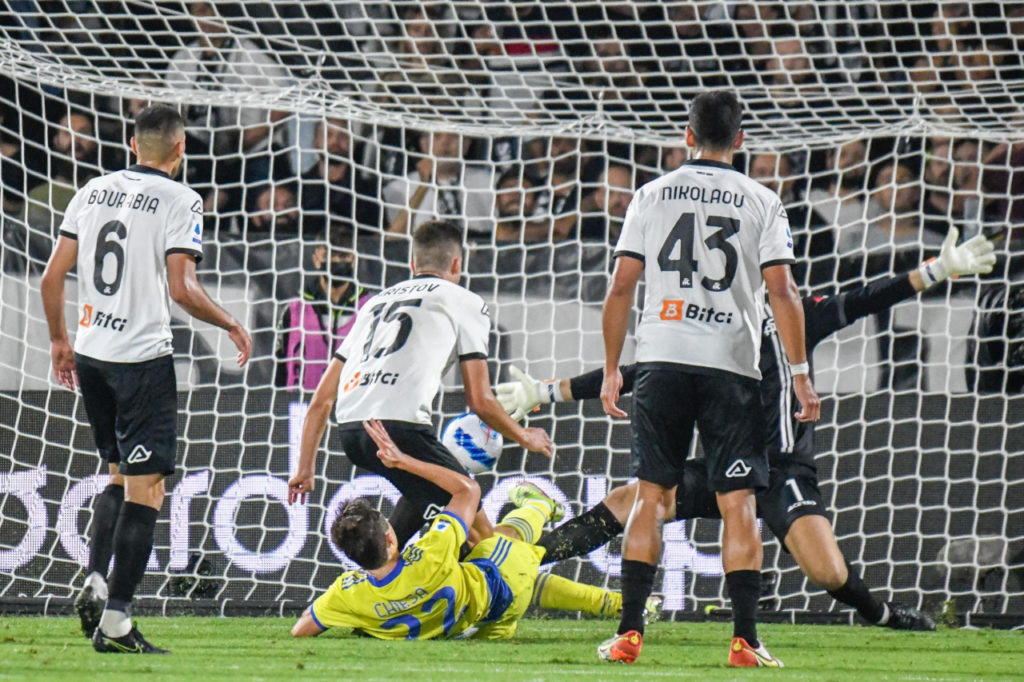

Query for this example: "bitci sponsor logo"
[342,369,400,392]
[659,299,734,325]
[79,304,129,331]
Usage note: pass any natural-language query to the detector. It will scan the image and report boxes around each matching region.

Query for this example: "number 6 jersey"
[59,164,204,364]
[332,275,491,425]
[613,158,795,380]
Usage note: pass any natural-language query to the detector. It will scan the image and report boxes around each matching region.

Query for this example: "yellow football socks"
[531,572,622,618]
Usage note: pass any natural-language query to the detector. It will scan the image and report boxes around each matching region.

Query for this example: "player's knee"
[604,484,635,523]
[808,557,848,591]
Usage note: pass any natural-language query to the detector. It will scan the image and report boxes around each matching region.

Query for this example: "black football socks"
[726,569,761,647]
[827,562,887,625]
[102,501,159,635]
[537,502,624,563]
[87,483,124,581]
[617,559,657,635]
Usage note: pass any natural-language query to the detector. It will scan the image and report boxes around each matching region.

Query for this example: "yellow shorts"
[465,533,546,640]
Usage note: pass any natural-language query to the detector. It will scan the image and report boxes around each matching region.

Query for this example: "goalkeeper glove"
[494,366,562,422]
[918,227,997,286]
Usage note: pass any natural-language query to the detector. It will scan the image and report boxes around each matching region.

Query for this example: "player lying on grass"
[292,419,658,640]
[497,228,995,632]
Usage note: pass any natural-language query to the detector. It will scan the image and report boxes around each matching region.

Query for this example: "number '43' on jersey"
[613,159,795,380]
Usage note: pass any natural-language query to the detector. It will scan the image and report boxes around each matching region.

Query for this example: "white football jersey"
[59,165,204,363]
[614,159,795,380]
[333,276,490,425]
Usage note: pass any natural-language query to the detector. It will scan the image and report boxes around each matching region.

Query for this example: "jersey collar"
[127,164,171,179]
[683,159,738,172]
[366,558,405,587]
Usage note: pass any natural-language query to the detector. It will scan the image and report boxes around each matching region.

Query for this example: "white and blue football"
[442,412,503,474]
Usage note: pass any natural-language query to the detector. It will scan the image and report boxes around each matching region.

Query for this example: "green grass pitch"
[2,616,1022,681]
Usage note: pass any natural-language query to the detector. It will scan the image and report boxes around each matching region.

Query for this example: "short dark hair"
[412,220,463,272]
[497,167,538,189]
[134,104,185,141]
[688,91,743,152]
[331,499,390,570]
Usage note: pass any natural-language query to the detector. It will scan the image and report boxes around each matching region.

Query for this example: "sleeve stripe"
[166,247,203,263]
[437,511,468,540]
[614,250,645,263]
[761,258,796,270]
[459,352,487,362]
[334,352,347,363]
[58,230,78,240]
[308,603,327,631]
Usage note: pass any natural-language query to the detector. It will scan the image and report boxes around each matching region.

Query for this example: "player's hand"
[50,339,77,390]
[792,374,820,423]
[228,323,252,367]
[517,426,553,458]
[600,367,627,418]
[416,156,433,183]
[937,227,997,277]
[364,419,411,469]
[288,470,315,504]
[495,366,541,421]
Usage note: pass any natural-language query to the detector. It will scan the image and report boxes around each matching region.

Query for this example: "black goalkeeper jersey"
[570,272,918,470]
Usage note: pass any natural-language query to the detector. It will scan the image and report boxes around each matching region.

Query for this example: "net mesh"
[1,1,1023,619]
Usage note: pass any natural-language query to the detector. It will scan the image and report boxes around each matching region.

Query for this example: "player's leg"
[530,572,664,623]
[92,356,177,654]
[765,470,934,631]
[600,367,694,664]
[73,354,126,637]
[696,372,781,668]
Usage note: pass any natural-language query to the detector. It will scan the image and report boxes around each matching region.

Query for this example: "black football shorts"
[75,353,178,477]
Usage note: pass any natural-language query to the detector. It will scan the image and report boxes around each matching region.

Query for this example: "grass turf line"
[2,616,1022,681]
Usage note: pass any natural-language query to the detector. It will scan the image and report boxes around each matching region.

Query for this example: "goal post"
[1,1,1023,623]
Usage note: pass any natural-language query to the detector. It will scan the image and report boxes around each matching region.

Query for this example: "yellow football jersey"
[311,512,496,639]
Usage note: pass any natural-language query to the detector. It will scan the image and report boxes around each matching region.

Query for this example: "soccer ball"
[442,412,502,474]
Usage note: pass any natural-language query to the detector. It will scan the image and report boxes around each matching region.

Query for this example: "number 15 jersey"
[59,165,204,364]
[333,275,490,425]
[614,159,795,380]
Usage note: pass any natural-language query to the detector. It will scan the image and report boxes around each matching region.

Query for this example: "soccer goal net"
[1,1,1022,623]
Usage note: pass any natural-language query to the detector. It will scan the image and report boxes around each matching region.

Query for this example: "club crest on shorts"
[725,459,751,478]
[126,444,153,464]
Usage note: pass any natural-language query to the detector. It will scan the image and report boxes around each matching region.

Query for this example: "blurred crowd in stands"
[1,1,1022,391]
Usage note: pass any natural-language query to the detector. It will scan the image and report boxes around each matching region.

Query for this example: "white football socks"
[99,607,132,638]
[85,571,108,601]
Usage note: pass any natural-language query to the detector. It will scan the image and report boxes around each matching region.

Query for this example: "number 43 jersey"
[59,164,204,364]
[614,159,795,380]
[333,275,490,425]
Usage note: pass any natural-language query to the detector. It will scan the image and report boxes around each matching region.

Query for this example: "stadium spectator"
[661,146,687,173]
[748,152,833,288]
[164,2,290,218]
[808,139,876,255]
[866,161,942,254]
[383,130,495,239]
[579,165,633,242]
[24,113,102,235]
[494,168,542,243]
[923,138,953,222]
[247,184,298,237]
[951,140,1005,241]
[523,136,584,242]
[299,118,379,238]
[275,239,373,391]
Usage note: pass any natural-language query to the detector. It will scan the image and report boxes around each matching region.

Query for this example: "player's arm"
[363,418,480,526]
[167,253,251,367]
[495,364,641,418]
[763,264,820,423]
[288,357,343,504]
[805,228,997,345]
[40,235,79,390]
[601,254,643,418]
[462,358,553,457]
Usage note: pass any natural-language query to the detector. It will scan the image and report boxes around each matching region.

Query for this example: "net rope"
[1,1,1023,618]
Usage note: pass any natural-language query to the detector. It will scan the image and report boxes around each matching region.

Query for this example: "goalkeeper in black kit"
[497,227,995,631]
